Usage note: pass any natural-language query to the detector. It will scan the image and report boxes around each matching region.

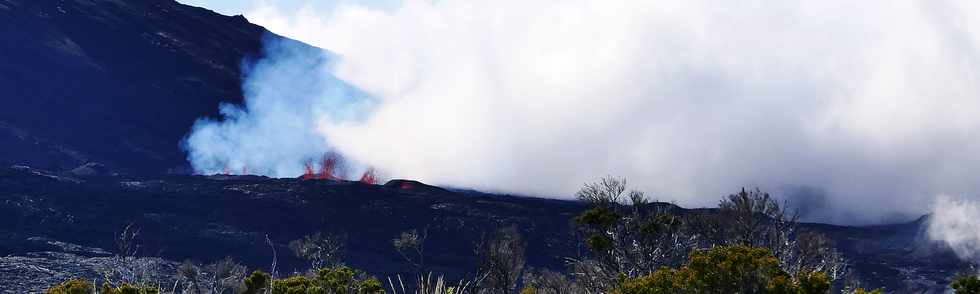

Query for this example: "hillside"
[0,0,972,293]
[0,0,282,175]
[0,165,587,292]
[0,165,968,292]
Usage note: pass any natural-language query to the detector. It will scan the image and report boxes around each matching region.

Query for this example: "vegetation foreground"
[39,177,978,293]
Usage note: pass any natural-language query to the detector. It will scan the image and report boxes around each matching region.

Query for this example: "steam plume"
[928,196,980,261]
[181,37,373,178]
[186,0,980,223]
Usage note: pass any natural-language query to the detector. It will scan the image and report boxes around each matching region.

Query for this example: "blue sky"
[177,0,397,16]
[177,0,304,16]
[177,0,255,15]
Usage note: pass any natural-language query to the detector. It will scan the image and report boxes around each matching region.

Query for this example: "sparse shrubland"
[44,279,160,294]
[45,279,94,294]
[176,257,248,293]
[614,246,830,294]
[269,266,384,294]
[43,176,890,293]
[953,275,980,294]
[393,228,428,273]
[289,232,347,271]
[565,178,849,293]
[475,226,527,294]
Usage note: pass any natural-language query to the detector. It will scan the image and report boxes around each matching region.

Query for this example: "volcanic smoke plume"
[186,0,980,224]
[181,36,375,179]
[928,196,980,262]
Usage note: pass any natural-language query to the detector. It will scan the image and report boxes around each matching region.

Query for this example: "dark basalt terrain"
[0,165,588,292]
[0,165,969,293]
[0,0,277,175]
[0,0,972,293]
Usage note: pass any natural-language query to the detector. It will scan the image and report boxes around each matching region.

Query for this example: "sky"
[179,0,980,228]
[177,0,397,17]
[177,0,253,15]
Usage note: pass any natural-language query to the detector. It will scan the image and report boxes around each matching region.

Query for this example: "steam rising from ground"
[186,0,980,224]
[182,38,374,177]
[928,196,980,261]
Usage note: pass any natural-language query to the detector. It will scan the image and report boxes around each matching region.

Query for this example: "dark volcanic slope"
[0,166,587,283]
[0,166,969,293]
[0,0,271,174]
[0,0,970,293]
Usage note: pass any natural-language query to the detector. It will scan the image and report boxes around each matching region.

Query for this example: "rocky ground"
[0,0,275,175]
[0,165,587,292]
[0,165,970,293]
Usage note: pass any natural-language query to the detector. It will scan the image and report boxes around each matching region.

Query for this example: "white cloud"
[188,0,980,223]
[929,195,980,261]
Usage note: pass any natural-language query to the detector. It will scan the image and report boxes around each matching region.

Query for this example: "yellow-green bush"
[615,246,831,294]
[44,279,93,294]
[99,283,159,294]
[243,270,272,294]
[953,275,980,294]
[46,279,158,294]
[244,266,384,294]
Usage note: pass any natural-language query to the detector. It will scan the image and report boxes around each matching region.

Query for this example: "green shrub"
[615,268,689,294]
[615,246,831,294]
[953,275,980,294]
[99,283,159,294]
[575,207,622,229]
[252,266,384,294]
[47,280,157,294]
[243,270,272,294]
[44,279,93,294]
[794,272,831,294]
[46,266,384,294]
[313,266,383,293]
[271,275,320,293]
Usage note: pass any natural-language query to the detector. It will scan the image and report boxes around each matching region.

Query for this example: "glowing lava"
[319,154,339,180]
[359,168,377,185]
[302,153,345,180]
[303,161,316,180]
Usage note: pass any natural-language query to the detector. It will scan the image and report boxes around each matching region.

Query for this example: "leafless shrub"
[792,230,848,281]
[475,226,526,294]
[571,179,849,292]
[289,231,347,271]
[175,257,247,294]
[99,224,169,289]
[177,260,204,293]
[570,177,696,290]
[521,269,581,294]
[209,257,247,293]
[393,228,428,272]
[713,187,849,283]
[718,188,798,249]
[98,256,172,291]
[116,223,141,257]
[575,177,631,207]
[565,258,618,294]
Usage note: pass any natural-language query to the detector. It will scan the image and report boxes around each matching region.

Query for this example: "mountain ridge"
[0,0,287,175]
[0,0,971,293]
